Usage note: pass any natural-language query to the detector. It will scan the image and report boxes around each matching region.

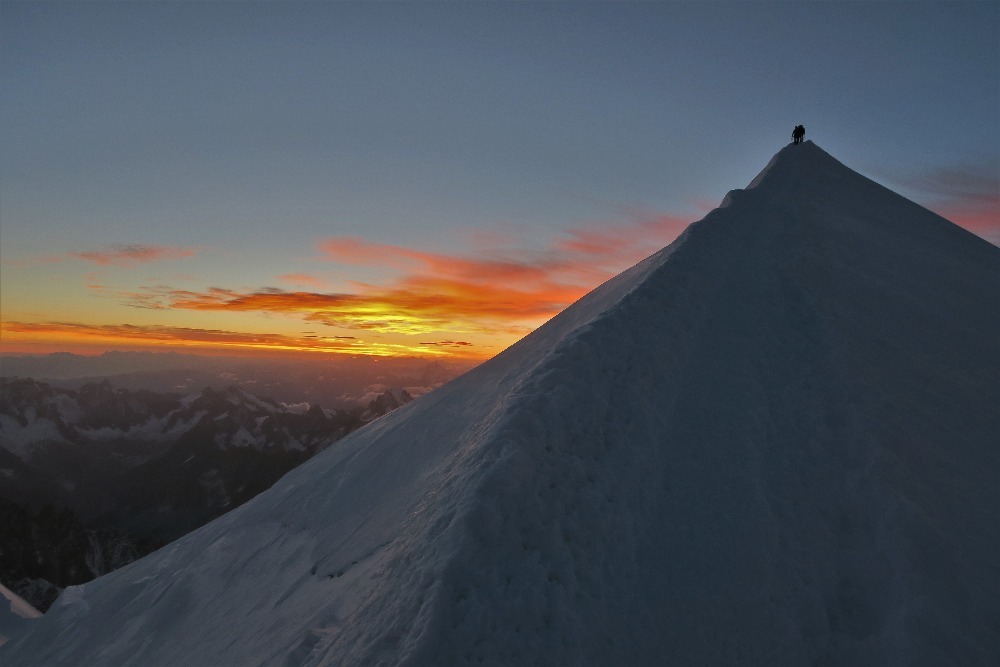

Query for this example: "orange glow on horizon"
[0,321,493,360]
[3,213,694,362]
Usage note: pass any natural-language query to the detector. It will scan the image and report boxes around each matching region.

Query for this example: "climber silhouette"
[792,125,805,145]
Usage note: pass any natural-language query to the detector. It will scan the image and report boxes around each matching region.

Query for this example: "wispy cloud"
[903,159,999,204]
[553,215,690,267]
[86,213,693,341]
[420,340,473,348]
[133,285,542,336]
[317,213,690,286]
[2,320,333,347]
[897,158,999,244]
[71,244,201,267]
[277,273,327,288]
[15,244,202,268]
[0,321,464,358]
[52,211,694,358]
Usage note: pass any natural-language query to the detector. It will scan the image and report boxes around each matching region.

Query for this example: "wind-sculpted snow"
[3,142,998,665]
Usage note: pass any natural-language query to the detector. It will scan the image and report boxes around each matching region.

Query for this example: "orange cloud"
[318,237,564,291]
[318,237,421,268]
[151,285,546,336]
[0,320,471,358]
[554,215,690,266]
[57,211,693,359]
[420,340,473,348]
[319,211,689,296]
[71,244,200,267]
[98,213,692,342]
[277,273,327,287]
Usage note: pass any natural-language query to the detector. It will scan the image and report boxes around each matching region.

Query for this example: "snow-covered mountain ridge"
[0,379,358,456]
[0,378,413,463]
[0,378,369,528]
[0,498,162,613]
[0,378,415,607]
[3,142,997,665]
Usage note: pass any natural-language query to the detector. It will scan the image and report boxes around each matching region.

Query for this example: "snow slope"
[3,142,998,665]
[0,584,41,648]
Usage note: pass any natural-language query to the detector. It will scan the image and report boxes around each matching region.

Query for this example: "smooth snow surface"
[3,142,998,665]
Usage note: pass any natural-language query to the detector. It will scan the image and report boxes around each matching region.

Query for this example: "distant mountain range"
[0,377,419,611]
[0,497,161,614]
[0,351,475,408]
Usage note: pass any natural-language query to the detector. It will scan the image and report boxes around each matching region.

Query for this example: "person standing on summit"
[792,125,805,144]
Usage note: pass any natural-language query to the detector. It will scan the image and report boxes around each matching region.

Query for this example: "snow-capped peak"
[3,144,997,665]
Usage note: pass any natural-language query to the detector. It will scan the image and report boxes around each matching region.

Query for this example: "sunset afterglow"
[1,214,692,359]
[2,3,996,363]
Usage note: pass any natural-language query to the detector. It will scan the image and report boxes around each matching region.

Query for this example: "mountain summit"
[3,142,998,665]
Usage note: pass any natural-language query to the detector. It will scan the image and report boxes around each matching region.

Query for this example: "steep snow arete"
[3,142,998,665]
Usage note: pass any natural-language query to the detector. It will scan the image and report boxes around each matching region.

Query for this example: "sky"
[2,0,997,361]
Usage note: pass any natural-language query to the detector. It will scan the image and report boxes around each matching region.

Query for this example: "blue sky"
[1,1,997,359]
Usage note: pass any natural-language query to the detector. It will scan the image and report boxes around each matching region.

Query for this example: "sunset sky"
[2,1,997,361]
